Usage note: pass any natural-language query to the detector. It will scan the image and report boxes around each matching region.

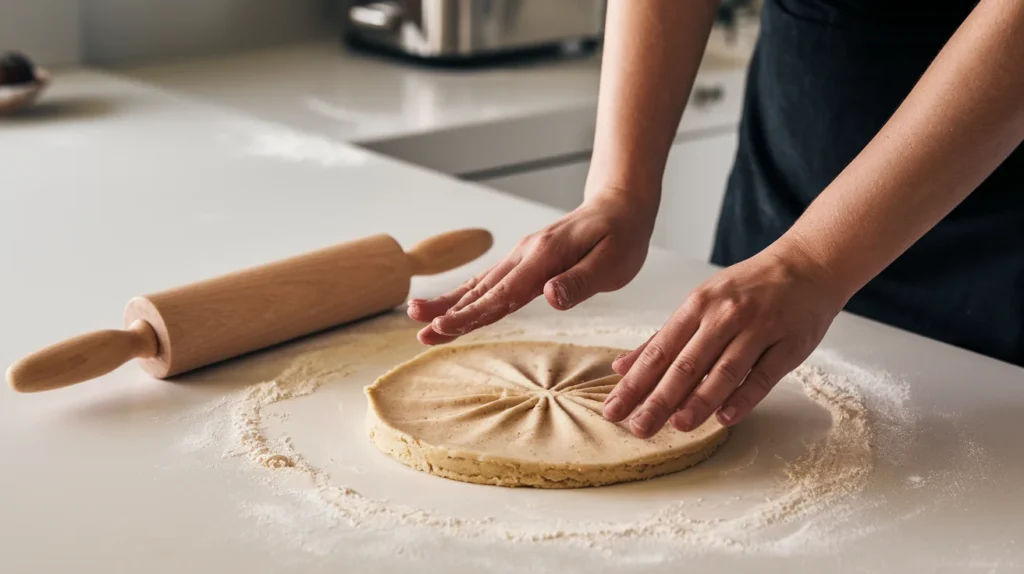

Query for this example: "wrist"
[584,149,664,206]
[766,231,860,309]
[583,184,660,230]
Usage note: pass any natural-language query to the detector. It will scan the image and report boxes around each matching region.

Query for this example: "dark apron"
[711,0,1024,365]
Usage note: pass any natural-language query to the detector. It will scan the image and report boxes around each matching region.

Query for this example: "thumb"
[543,241,615,310]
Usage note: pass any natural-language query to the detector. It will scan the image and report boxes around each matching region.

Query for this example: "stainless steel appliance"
[342,0,605,61]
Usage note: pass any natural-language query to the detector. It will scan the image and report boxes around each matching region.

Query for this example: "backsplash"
[0,0,81,65]
[82,0,337,66]
[1,0,338,67]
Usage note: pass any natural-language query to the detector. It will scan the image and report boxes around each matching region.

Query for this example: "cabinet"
[477,130,738,262]
[477,161,588,213]
[475,67,745,262]
[653,131,738,262]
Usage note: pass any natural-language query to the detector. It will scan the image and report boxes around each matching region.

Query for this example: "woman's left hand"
[603,238,851,438]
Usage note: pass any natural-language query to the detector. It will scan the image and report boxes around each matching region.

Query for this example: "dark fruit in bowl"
[1,52,37,86]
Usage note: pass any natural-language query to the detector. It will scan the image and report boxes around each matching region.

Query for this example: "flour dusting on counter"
[218,118,371,168]
[174,312,990,562]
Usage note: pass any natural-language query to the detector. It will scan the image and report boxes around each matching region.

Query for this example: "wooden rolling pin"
[7,229,493,393]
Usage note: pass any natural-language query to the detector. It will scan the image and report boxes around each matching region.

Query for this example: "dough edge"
[365,342,731,489]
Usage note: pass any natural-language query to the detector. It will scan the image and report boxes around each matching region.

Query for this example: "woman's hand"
[408,188,657,344]
[604,238,850,437]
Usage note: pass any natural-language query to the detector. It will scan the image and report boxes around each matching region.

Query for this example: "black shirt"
[711,0,1024,365]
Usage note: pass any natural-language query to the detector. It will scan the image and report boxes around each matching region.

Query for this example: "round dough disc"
[365,341,729,488]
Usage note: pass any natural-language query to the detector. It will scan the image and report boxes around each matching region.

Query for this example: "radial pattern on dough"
[365,341,729,488]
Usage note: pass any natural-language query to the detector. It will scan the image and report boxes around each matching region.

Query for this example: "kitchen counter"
[119,30,756,263]
[3,69,1024,573]
[122,32,754,176]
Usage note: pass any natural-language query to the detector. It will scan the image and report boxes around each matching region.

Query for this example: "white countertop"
[122,33,751,144]
[124,41,606,144]
[3,69,1024,573]
[121,36,753,175]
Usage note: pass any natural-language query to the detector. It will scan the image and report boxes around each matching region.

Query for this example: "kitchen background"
[3,0,760,262]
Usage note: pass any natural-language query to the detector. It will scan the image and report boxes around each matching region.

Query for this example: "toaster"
[342,0,606,61]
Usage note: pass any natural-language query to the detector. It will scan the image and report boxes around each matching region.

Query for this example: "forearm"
[781,0,1024,300]
[586,0,719,206]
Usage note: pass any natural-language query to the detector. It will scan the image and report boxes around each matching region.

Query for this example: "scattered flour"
[174,312,988,562]
[218,118,370,168]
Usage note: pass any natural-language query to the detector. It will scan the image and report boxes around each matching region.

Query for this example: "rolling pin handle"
[405,228,494,276]
[6,320,159,393]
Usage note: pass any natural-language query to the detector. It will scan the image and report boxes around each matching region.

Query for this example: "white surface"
[0,0,81,65]
[121,40,749,175]
[3,70,1024,573]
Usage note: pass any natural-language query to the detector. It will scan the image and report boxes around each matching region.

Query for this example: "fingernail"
[719,406,737,424]
[603,397,622,419]
[675,409,695,431]
[552,282,571,308]
[631,411,654,434]
[614,352,628,362]
[431,318,451,335]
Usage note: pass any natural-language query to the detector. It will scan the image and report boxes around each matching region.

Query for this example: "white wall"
[0,0,81,65]
[81,0,335,65]
[0,0,337,67]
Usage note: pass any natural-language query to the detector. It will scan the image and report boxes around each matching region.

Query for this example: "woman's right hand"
[408,188,658,344]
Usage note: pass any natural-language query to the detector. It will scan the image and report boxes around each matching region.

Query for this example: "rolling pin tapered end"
[7,320,159,393]
[406,228,494,276]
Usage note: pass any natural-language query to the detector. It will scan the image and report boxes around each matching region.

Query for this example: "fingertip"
[407,296,457,323]
[431,314,471,337]
[716,405,738,426]
[542,282,567,310]
[430,316,453,336]
[670,409,695,432]
[611,361,627,377]
[543,280,574,311]
[669,416,686,433]
[611,352,633,376]
[417,325,456,345]
[602,396,626,422]
[628,411,659,439]
[407,301,429,322]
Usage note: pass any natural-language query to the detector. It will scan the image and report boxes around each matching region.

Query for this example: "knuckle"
[643,394,675,417]
[718,296,742,316]
[685,393,715,416]
[713,358,745,384]
[617,377,649,400]
[489,281,511,297]
[668,355,699,380]
[686,289,710,310]
[728,393,756,413]
[716,297,755,324]
[532,231,556,249]
[745,369,777,396]
[637,342,670,370]
[466,283,488,301]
